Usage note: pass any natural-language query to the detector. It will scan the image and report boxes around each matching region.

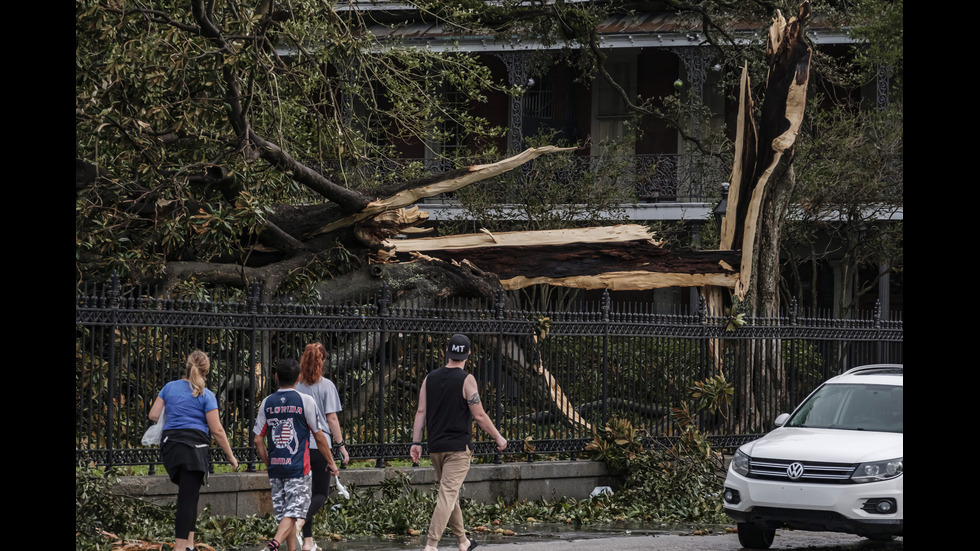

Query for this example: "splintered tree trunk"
[713,2,813,431]
[499,335,595,432]
[735,4,812,311]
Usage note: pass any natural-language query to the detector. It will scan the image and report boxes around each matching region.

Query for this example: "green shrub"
[76,467,174,550]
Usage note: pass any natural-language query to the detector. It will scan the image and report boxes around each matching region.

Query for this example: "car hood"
[740,427,903,462]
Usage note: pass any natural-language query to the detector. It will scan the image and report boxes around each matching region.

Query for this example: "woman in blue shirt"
[149,350,239,551]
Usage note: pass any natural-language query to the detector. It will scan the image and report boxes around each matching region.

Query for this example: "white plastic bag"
[141,409,166,445]
[590,486,613,497]
[334,474,350,499]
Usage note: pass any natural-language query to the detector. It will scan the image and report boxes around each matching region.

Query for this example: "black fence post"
[375,284,390,468]
[874,300,884,363]
[494,288,506,464]
[788,297,799,408]
[601,289,611,426]
[698,293,707,378]
[246,282,261,472]
[696,294,708,434]
[106,275,120,468]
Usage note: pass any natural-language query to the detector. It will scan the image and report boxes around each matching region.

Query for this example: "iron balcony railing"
[312,153,730,204]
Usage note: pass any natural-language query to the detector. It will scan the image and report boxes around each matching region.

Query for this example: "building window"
[428,84,469,160]
[595,58,633,119]
[591,55,636,156]
[524,73,555,120]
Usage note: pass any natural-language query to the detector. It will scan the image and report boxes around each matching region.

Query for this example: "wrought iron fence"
[76,278,902,471]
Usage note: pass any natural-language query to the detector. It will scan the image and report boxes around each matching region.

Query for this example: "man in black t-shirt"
[410,334,508,551]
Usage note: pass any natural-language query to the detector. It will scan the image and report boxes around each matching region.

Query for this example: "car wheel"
[737,522,775,549]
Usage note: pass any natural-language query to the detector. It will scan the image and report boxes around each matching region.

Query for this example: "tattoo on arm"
[467,393,481,406]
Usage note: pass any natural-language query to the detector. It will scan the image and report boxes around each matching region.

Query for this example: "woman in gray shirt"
[294,342,350,551]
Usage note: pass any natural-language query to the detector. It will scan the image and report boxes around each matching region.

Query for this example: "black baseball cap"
[446,333,471,360]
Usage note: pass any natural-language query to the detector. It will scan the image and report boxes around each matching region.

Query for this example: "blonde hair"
[185,350,211,397]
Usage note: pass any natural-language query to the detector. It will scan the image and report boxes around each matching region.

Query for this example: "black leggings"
[303,451,333,538]
[174,469,206,539]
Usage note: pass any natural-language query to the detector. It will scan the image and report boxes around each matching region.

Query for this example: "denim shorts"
[270,474,312,522]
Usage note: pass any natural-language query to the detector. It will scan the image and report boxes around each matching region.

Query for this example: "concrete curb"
[113,460,617,518]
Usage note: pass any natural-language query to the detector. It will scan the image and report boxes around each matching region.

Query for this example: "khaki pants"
[426,447,473,547]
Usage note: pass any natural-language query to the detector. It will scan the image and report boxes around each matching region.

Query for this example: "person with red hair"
[294,342,350,551]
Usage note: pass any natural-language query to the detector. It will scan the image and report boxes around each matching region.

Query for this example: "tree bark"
[708,2,813,431]
[392,226,740,291]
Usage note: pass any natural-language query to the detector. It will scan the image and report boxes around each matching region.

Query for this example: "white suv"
[723,364,903,549]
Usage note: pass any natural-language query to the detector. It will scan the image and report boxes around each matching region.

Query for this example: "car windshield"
[786,383,903,433]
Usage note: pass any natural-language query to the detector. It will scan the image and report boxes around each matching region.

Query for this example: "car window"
[786,383,902,433]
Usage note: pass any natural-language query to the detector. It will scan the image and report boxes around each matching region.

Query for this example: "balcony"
[314,152,730,207]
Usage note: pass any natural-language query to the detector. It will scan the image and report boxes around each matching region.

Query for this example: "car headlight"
[731,449,750,476]
[851,457,903,483]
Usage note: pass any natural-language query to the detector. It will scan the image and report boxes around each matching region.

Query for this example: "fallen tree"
[75,1,811,433]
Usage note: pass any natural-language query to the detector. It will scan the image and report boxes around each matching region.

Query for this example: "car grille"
[748,457,857,484]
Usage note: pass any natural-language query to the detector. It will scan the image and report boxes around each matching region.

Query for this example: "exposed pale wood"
[400,238,740,291]
[386,224,659,252]
[768,9,789,57]
[531,335,593,431]
[502,271,738,291]
[497,335,593,431]
[313,146,576,236]
[734,6,811,300]
[405,240,740,284]
[722,63,755,252]
[354,206,430,245]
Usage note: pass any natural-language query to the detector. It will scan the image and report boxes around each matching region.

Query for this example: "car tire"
[737,522,776,549]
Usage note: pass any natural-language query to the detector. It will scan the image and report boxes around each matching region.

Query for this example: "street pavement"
[301,530,903,551]
[455,532,902,551]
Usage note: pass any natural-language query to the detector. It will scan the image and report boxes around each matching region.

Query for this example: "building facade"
[336,2,902,317]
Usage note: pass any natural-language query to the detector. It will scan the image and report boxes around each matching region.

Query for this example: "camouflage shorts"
[269,474,312,522]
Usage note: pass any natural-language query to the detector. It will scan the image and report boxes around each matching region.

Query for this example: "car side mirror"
[774,413,790,427]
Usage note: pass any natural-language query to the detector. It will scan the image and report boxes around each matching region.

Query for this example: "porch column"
[876,64,892,110]
[878,263,891,320]
[495,52,531,152]
[876,66,893,320]
[671,47,717,200]
[671,47,715,138]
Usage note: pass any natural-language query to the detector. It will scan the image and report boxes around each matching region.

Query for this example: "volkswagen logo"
[786,462,805,479]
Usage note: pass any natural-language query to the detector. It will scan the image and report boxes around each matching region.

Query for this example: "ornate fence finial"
[601,289,611,321]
